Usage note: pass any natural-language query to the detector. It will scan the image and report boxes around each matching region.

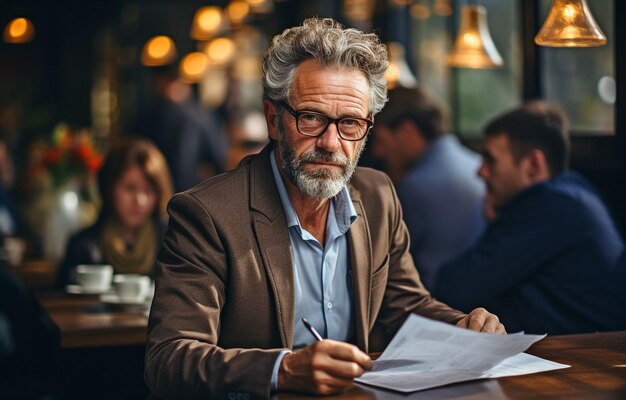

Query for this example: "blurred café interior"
[0,0,624,399]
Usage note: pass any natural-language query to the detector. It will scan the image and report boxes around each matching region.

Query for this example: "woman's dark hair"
[97,138,173,221]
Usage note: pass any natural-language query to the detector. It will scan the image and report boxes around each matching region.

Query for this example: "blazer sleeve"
[145,192,284,400]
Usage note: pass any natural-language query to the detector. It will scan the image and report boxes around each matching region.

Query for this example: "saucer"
[100,294,150,311]
[66,284,110,295]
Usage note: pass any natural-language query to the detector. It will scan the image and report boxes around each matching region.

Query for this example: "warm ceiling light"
[205,37,237,65]
[411,3,432,20]
[343,0,374,22]
[179,52,209,83]
[4,17,35,43]
[227,0,250,24]
[191,6,226,40]
[385,42,417,89]
[246,0,273,14]
[447,5,503,69]
[433,0,453,17]
[141,36,177,66]
[535,0,606,47]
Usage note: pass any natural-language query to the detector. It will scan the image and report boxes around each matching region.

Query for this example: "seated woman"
[58,138,173,287]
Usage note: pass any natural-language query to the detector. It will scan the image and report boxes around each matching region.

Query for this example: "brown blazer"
[145,145,465,399]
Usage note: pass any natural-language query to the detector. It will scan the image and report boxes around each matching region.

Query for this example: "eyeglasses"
[277,101,373,141]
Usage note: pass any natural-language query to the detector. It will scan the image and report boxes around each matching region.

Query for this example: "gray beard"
[277,119,366,199]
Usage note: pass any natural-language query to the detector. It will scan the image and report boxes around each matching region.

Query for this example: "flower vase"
[42,178,98,260]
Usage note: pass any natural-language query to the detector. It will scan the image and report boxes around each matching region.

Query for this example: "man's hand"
[277,340,372,395]
[456,307,506,334]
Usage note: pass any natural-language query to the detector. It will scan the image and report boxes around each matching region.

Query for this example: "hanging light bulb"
[179,52,209,83]
[433,0,453,17]
[205,37,237,65]
[141,36,177,66]
[385,42,418,89]
[3,17,35,43]
[190,6,227,40]
[226,0,250,25]
[247,0,273,14]
[535,0,606,47]
[447,5,503,69]
[411,0,431,20]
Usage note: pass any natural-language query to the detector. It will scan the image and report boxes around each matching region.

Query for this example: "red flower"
[42,148,62,165]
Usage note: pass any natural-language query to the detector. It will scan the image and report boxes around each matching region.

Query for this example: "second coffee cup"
[113,274,151,302]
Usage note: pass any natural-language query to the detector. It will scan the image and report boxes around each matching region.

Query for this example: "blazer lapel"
[347,185,373,352]
[249,146,295,349]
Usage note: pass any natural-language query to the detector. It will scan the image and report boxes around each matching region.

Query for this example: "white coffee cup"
[75,264,113,291]
[113,274,151,302]
[3,237,26,267]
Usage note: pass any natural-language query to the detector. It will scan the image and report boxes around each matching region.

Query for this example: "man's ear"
[525,149,550,182]
[263,99,279,141]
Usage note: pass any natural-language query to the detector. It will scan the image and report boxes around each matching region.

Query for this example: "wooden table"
[37,291,149,348]
[10,258,58,288]
[273,331,626,399]
[32,294,626,398]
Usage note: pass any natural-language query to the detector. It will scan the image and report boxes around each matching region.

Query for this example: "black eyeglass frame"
[277,100,373,141]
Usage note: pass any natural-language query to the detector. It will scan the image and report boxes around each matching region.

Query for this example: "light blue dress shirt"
[396,135,486,289]
[269,150,357,390]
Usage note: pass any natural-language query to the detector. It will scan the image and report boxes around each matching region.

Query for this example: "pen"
[301,318,324,342]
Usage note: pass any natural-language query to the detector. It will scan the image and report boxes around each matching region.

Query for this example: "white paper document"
[355,314,569,392]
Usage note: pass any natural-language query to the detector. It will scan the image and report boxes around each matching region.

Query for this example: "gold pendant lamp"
[4,17,35,43]
[447,4,503,69]
[535,0,606,47]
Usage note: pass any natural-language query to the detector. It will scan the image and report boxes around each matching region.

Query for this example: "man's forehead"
[486,133,512,150]
[483,134,514,158]
[291,61,369,95]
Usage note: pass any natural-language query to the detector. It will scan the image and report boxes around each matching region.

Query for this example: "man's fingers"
[315,355,368,379]
[480,315,501,333]
[312,369,355,390]
[457,308,507,334]
[467,308,488,331]
[319,340,372,371]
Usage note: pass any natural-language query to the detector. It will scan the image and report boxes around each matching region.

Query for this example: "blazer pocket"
[369,254,389,326]
[370,254,389,302]
[370,254,389,291]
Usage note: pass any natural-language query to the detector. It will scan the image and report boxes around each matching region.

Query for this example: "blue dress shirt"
[396,135,485,289]
[269,150,357,390]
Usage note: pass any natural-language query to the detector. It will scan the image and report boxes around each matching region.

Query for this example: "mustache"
[298,149,349,167]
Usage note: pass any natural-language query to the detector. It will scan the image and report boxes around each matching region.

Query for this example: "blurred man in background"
[434,102,626,334]
[372,87,485,289]
[138,66,228,192]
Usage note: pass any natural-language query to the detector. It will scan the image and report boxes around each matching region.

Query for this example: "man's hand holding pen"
[277,340,372,395]
[277,318,372,395]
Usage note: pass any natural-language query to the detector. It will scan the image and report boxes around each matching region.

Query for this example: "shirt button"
[327,302,333,310]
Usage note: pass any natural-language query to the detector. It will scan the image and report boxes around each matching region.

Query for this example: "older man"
[145,18,504,400]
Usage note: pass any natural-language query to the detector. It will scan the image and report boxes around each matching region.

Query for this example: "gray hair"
[262,17,388,115]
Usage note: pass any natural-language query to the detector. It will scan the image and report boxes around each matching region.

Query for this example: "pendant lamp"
[535,0,606,47]
[141,36,177,67]
[4,17,35,43]
[190,6,227,40]
[385,42,418,89]
[447,5,503,69]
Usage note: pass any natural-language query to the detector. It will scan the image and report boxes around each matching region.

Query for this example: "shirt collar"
[269,149,357,234]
